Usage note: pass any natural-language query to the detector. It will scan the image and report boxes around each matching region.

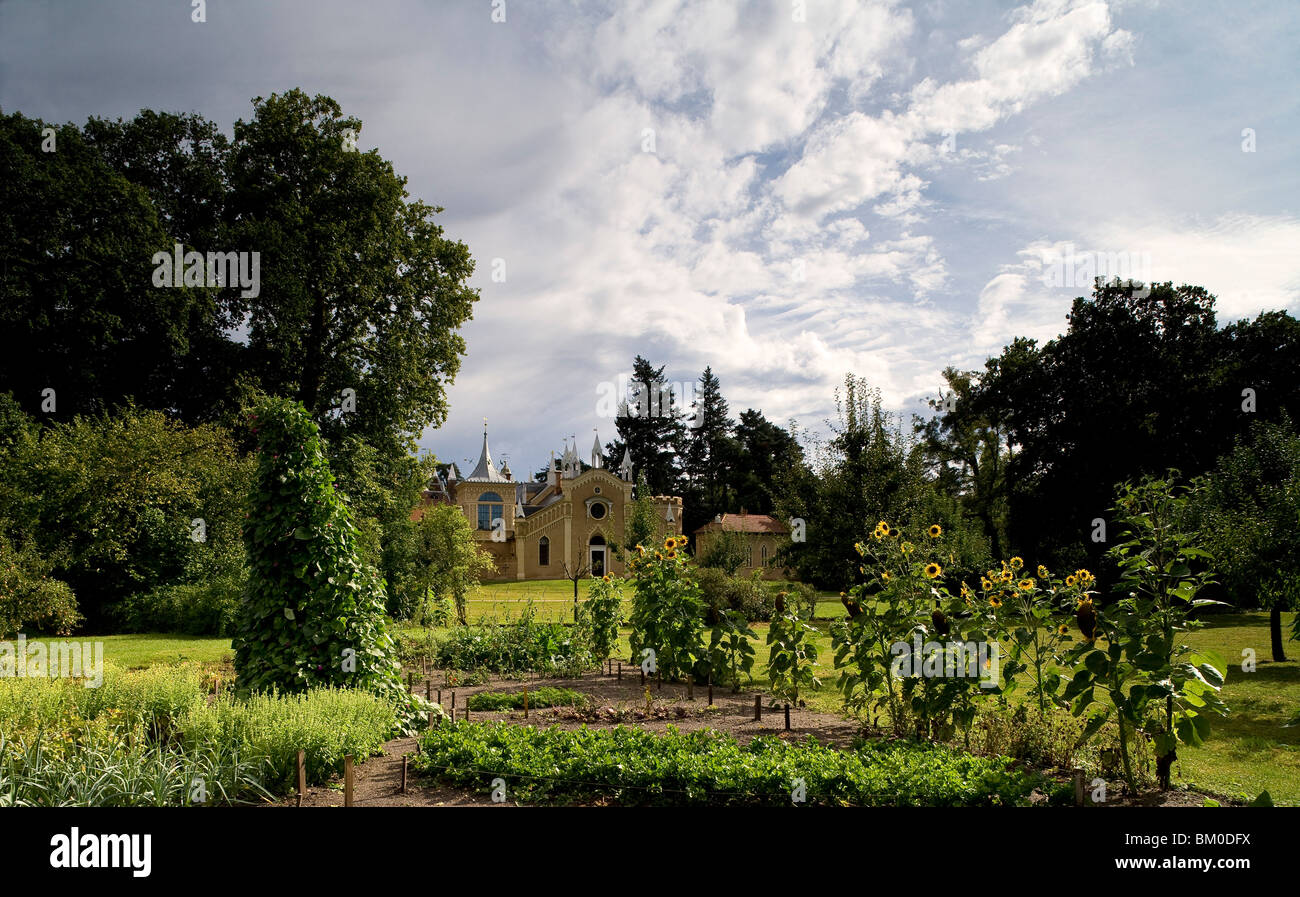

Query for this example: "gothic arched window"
[538,536,550,567]
[477,491,504,530]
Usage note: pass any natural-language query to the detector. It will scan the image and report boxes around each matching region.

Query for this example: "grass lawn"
[14,632,235,669]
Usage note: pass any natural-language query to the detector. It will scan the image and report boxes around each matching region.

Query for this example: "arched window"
[477,491,504,530]
[538,536,550,567]
[747,543,754,568]
[761,543,768,566]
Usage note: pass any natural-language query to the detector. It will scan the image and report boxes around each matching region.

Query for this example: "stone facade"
[414,427,683,581]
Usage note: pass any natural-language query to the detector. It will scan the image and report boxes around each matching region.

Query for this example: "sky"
[2,0,1297,477]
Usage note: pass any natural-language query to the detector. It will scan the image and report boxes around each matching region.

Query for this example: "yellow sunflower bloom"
[1010,556,1024,570]
[881,571,892,582]
[1065,574,1076,587]
[1037,565,1049,579]
[989,595,1003,608]
[925,563,942,579]
[1018,578,1035,591]
[928,525,942,539]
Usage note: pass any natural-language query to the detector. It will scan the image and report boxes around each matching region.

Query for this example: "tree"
[732,409,802,517]
[973,281,1225,573]
[235,398,409,716]
[404,504,495,626]
[682,366,735,532]
[0,396,250,627]
[0,111,204,420]
[620,471,659,559]
[1192,416,1300,660]
[611,355,685,497]
[776,376,929,590]
[699,528,748,576]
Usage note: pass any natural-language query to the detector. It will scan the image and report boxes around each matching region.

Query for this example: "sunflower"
[1057,623,1070,636]
[1075,569,1095,585]
[1010,556,1024,570]
[666,549,677,559]
[854,542,866,557]
[1000,570,1013,582]
[1018,578,1035,592]
[876,520,889,533]
[1076,597,1097,642]
[928,524,942,539]
[872,529,884,541]
[888,527,899,538]
[602,575,611,583]
[989,594,1003,608]
[664,537,677,550]
[881,571,892,582]
[925,562,942,579]
[636,544,645,556]
[1065,574,1077,587]
[1037,565,1050,579]
[654,551,663,560]
[980,577,992,591]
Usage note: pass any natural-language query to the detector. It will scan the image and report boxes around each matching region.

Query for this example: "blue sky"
[2,0,1297,477]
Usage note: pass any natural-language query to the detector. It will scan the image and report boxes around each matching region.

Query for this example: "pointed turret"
[619,446,633,482]
[591,431,603,469]
[466,419,510,483]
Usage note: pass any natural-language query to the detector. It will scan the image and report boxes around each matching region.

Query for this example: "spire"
[466,418,509,482]
[619,446,633,481]
[591,429,602,469]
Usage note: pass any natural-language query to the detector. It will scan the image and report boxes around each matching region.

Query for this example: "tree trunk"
[1270,605,1288,662]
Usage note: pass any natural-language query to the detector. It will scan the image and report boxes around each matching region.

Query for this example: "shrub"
[432,609,589,677]
[698,568,775,622]
[0,535,81,637]
[179,687,401,791]
[414,721,1039,806]
[113,571,244,636]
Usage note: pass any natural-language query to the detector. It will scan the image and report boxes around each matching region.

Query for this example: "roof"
[465,427,511,483]
[693,513,789,535]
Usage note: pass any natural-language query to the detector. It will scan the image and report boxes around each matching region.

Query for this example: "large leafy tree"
[0,111,203,419]
[0,394,249,626]
[1191,416,1300,660]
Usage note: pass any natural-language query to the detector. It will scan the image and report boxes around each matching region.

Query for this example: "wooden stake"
[401,755,408,795]
[426,679,431,701]
[784,703,791,731]
[429,709,437,730]
[523,685,529,719]
[1073,768,1086,807]
[296,749,306,807]
[708,682,713,706]
[464,698,470,721]
[407,671,413,692]
[344,755,354,807]
[617,662,622,681]
[754,695,762,721]
[687,675,694,701]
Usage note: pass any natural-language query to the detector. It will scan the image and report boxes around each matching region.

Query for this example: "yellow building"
[692,512,791,580]
[416,425,683,580]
